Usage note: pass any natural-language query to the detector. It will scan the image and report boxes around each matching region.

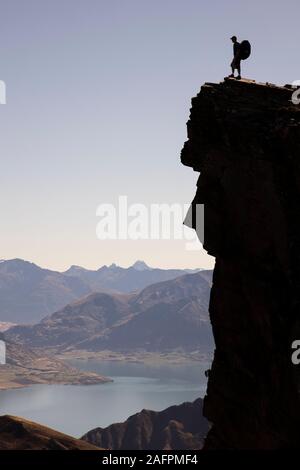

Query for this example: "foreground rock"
[82,398,209,450]
[182,79,300,448]
[0,415,101,450]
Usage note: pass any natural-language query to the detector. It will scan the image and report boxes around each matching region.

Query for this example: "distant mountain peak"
[109,263,119,269]
[3,258,29,265]
[131,261,152,271]
[0,258,41,272]
[68,265,89,272]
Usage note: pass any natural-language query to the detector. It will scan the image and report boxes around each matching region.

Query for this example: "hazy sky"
[0,0,299,271]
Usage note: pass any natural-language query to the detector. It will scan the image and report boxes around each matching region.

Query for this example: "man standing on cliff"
[229,36,241,80]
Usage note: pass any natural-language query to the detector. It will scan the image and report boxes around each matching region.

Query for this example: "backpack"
[239,40,251,60]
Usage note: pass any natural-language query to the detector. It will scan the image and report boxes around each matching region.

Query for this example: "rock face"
[0,415,101,450]
[82,398,209,450]
[182,79,300,448]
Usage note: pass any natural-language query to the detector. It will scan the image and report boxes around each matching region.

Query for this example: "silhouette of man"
[229,36,241,80]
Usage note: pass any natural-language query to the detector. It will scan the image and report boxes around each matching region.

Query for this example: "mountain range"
[0,259,90,324]
[82,398,208,450]
[64,260,200,294]
[0,398,208,450]
[6,271,214,354]
[0,259,202,324]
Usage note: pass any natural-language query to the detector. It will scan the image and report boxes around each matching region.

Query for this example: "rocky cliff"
[182,78,300,449]
[82,398,209,450]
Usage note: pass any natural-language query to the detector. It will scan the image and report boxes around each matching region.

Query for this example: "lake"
[0,360,209,438]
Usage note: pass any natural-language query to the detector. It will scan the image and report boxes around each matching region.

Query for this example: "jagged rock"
[82,398,209,450]
[182,79,300,449]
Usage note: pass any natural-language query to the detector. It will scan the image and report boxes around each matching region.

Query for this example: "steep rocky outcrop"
[0,415,101,450]
[82,398,208,450]
[182,79,300,448]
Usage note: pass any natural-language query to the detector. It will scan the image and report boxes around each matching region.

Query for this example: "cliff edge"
[82,398,209,450]
[182,78,300,449]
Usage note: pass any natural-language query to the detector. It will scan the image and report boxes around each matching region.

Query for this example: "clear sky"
[0,0,299,271]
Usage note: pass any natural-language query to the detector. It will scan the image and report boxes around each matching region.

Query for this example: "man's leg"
[229,60,235,78]
[236,61,241,79]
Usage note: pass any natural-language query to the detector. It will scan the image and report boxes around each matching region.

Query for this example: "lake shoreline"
[55,349,213,366]
[0,361,205,437]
